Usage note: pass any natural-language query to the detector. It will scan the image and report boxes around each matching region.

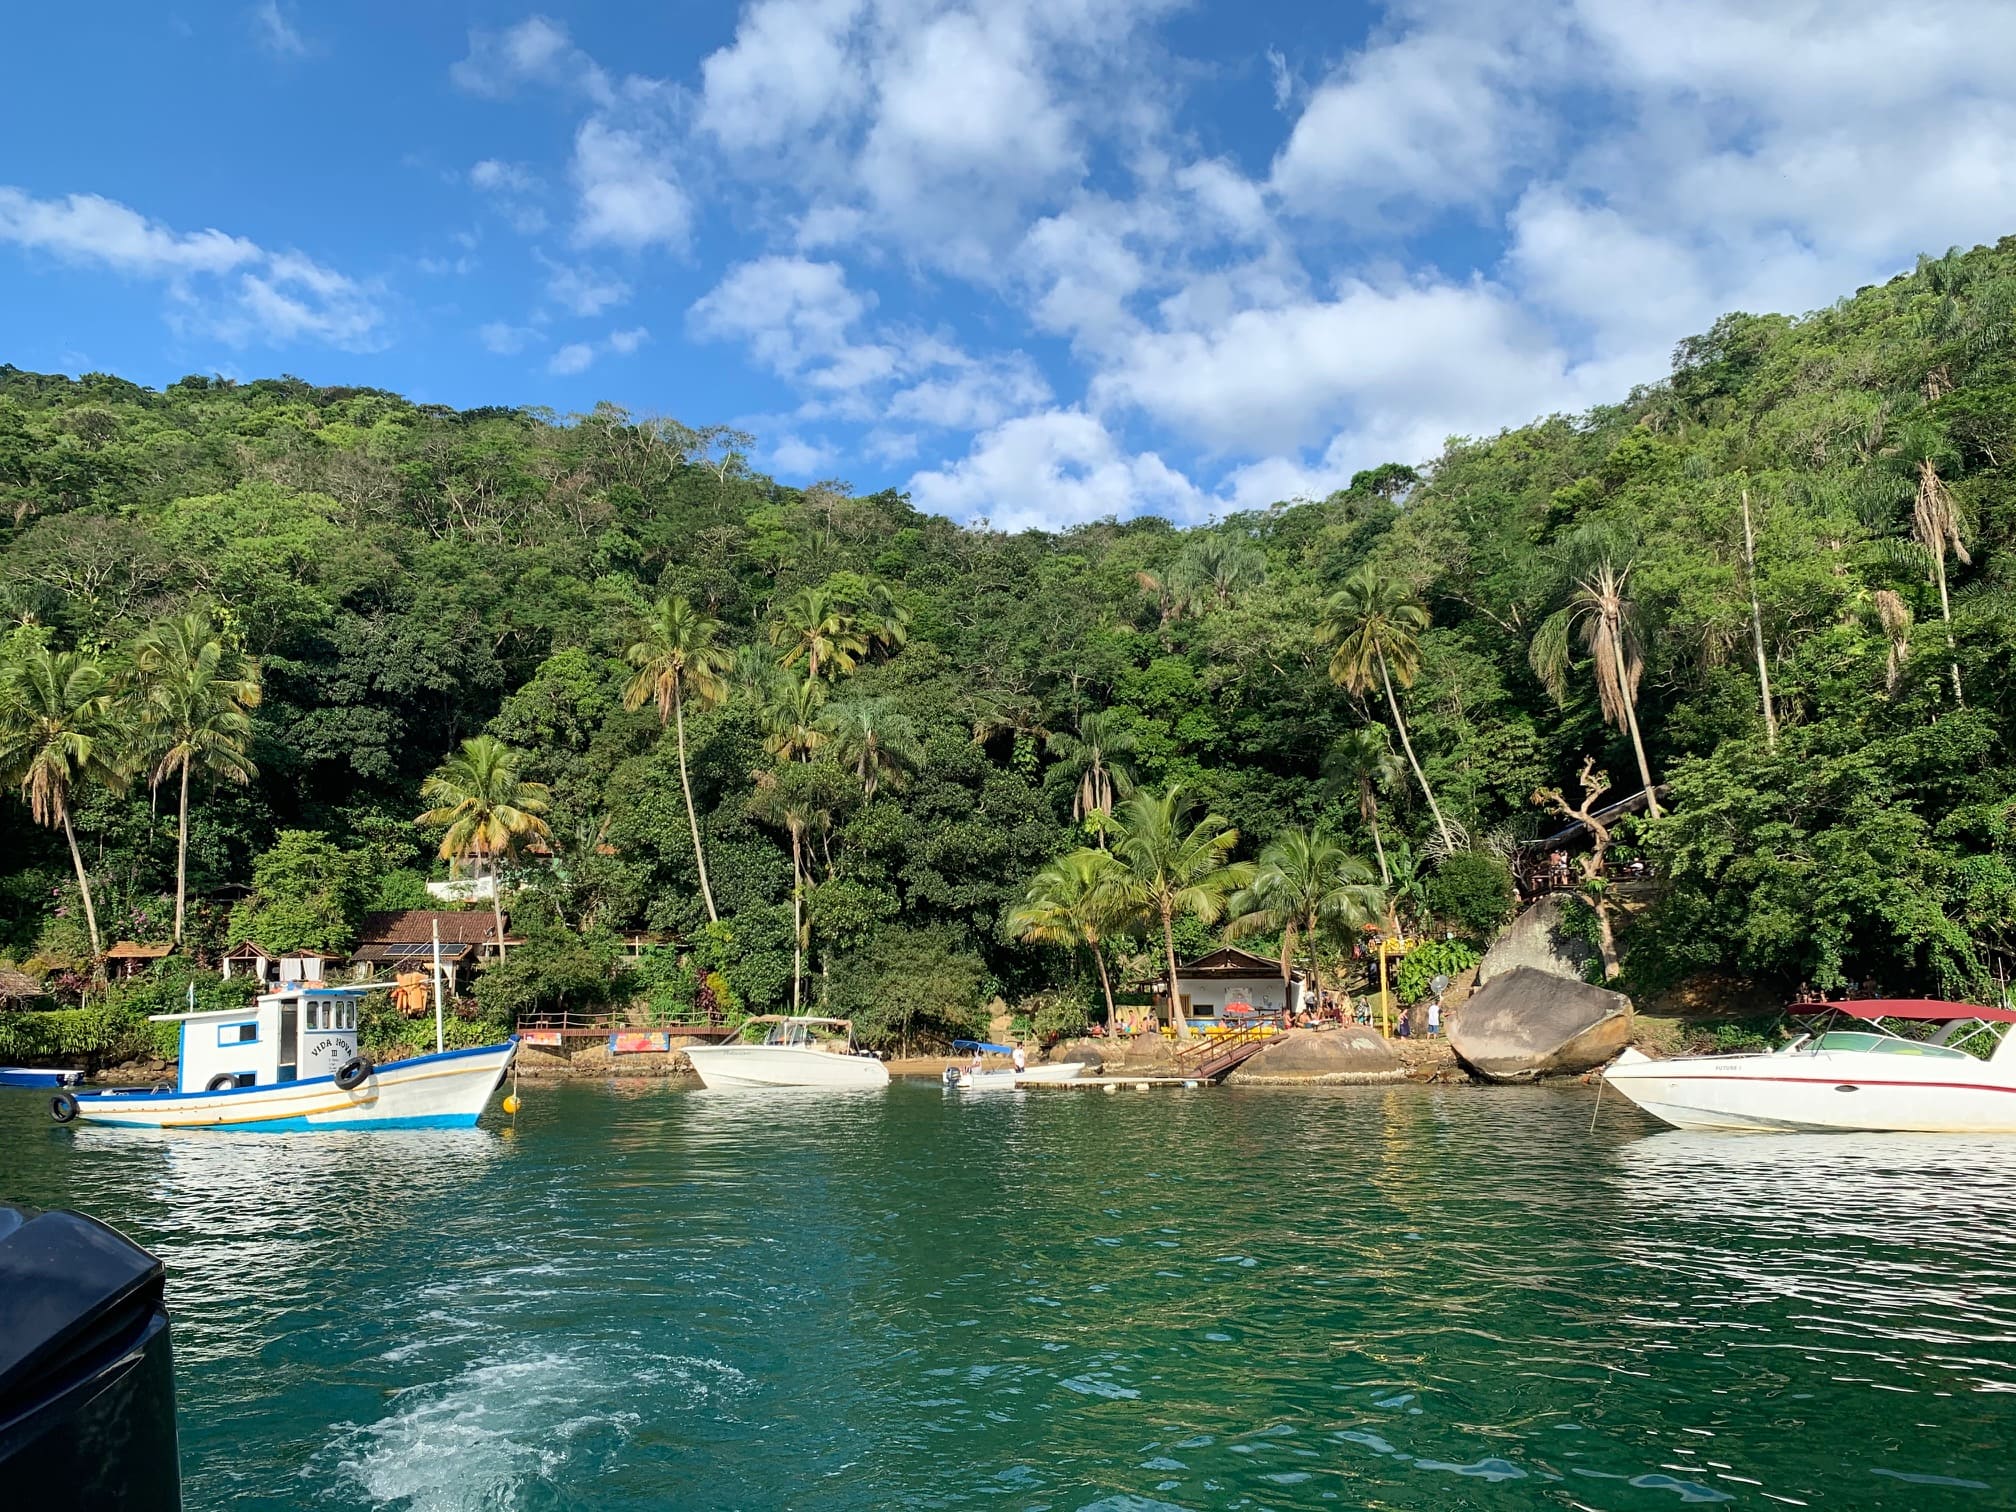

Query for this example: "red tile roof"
[356,910,505,947]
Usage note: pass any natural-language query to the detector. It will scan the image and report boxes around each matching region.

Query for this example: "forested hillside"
[6,238,2016,1041]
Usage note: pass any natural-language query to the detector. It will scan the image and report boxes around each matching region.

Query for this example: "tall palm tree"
[1323,567,1458,850]
[623,596,731,923]
[1175,535,1268,611]
[857,579,912,657]
[415,735,552,963]
[759,674,830,763]
[1324,726,1405,885]
[1044,711,1137,842]
[1101,784,1252,1039]
[0,645,122,960]
[1227,825,1384,1017]
[1896,426,1971,705]
[748,771,812,1012]
[133,611,261,948]
[823,696,923,799]
[769,588,868,682]
[1008,849,1131,1028]
[1529,535,1661,817]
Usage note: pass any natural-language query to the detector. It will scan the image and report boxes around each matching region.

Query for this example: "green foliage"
[470,926,622,1020]
[230,830,376,952]
[1395,939,1482,1005]
[1425,852,1516,936]
[829,925,992,1051]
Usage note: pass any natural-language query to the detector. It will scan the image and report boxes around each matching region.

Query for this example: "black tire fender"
[50,1091,79,1124]
[334,1055,374,1092]
[206,1073,239,1092]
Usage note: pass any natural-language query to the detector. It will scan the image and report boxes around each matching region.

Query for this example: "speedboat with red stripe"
[1604,998,2016,1132]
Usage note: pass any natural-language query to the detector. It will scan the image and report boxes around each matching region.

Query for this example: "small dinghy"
[49,984,514,1132]
[943,1040,1087,1090]
[0,1067,83,1090]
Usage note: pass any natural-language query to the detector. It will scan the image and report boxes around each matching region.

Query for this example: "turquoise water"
[3,1080,2013,1510]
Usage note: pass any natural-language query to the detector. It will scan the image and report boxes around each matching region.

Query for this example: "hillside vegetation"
[5,237,2015,1042]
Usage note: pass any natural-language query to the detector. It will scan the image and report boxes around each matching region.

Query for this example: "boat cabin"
[153,987,365,1094]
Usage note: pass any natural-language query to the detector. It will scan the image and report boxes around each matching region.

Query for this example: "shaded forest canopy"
[5,235,2016,1036]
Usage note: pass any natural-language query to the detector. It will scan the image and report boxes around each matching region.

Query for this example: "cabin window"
[217,1021,258,1046]
[306,1004,320,1030]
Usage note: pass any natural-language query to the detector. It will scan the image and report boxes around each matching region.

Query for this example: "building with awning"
[349,910,511,992]
[103,942,171,980]
[1151,947,1309,1027]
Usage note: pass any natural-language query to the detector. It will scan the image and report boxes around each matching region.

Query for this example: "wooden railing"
[1173,1021,1274,1081]
[514,1006,729,1034]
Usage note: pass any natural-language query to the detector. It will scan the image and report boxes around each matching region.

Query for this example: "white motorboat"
[1603,998,2016,1133]
[683,1016,890,1090]
[942,1039,1086,1089]
[49,985,515,1131]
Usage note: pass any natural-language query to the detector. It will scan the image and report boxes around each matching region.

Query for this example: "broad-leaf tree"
[415,736,553,963]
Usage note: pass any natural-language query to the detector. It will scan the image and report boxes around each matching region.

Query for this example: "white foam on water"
[318,1349,640,1510]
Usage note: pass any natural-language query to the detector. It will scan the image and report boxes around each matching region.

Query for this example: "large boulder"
[1477,893,1597,986]
[1225,1026,1406,1086]
[1449,966,1632,1082]
[1052,1043,1105,1071]
[1090,1034,1181,1073]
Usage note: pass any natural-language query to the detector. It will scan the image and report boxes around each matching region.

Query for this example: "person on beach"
[1427,1000,1442,1036]
[1012,1045,1027,1073]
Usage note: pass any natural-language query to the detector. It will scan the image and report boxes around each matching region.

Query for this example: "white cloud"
[689,256,891,388]
[0,186,382,350]
[697,0,868,151]
[451,15,607,100]
[909,409,1203,533]
[471,159,539,194]
[541,257,630,316]
[607,326,649,354]
[251,1,308,57]
[771,433,839,475]
[541,326,651,375]
[478,321,534,355]
[548,341,596,375]
[569,118,690,251]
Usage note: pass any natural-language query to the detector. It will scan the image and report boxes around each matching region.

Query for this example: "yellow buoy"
[502,1094,521,1115]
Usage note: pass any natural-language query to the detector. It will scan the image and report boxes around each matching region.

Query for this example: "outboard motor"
[0,1205,181,1510]
[942,1065,962,1087]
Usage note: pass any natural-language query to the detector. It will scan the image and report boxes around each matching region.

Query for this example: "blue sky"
[7,2,2016,531]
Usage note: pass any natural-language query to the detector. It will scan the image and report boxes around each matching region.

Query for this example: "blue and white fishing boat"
[0,1066,84,1089]
[48,983,515,1132]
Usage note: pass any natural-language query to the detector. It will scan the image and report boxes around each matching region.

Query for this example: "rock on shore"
[1449,966,1632,1082]
[1225,1027,1405,1086]
[1476,893,1597,986]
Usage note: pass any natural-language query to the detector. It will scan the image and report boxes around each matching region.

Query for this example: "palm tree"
[415,735,552,963]
[1045,711,1137,842]
[1101,784,1252,1039]
[1384,839,1432,936]
[1009,849,1131,1028]
[1175,535,1268,611]
[1895,426,1971,705]
[758,674,830,763]
[133,612,261,948]
[857,579,911,657]
[1226,826,1384,1018]
[0,645,122,960]
[823,696,923,799]
[623,596,731,923]
[748,772,812,1012]
[1529,535,1661,818]
[1322,567,1458,850]
[1324,726,1405,884]
[769,588,868,682]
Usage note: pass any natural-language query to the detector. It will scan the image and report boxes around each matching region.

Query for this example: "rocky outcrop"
[1225,1026,1406,1085]
[1448,966,1632,1082]
[1063,1034,1180,1073]
[1052,1043,1105,1071]
[1476,894,1597,986]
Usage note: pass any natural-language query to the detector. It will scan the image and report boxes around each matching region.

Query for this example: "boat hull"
[684,1044,890,1090]
[66,1041,516,1131]
[952,1064,1087,1089]
[1603,1046,2016,1133]
[1,1067,83,1089]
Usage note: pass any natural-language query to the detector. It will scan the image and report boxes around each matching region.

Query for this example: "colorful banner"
[611,1032,674,1054]
[519,1029,563,1047]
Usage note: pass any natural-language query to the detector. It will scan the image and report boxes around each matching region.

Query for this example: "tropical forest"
[5,238,2016,1061]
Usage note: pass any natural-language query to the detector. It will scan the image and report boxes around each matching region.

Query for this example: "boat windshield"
[758,1018,853,1049]
[1809,1030,1972,1059]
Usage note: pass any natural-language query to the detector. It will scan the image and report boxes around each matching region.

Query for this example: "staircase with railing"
[1172,1022,1274,1081]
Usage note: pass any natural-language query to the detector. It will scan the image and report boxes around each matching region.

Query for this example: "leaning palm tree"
[133,612,261,948]
[823,696,923,799]
[1322,567,1458,851]
[415,735,552,963]
[0,645,122,960]
[1009,848,1132,1028]
[1044,711,1137,842]
[1100,784,1252,1039]
[769,587,869,682]
[748,771,813,1012]
[1324,726,1405,885]
[1226,825,1384,1018]
[1529,529,1662,817]
[623,596,732,923]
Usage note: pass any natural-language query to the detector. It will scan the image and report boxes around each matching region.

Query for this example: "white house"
[1153,947,1309,1027]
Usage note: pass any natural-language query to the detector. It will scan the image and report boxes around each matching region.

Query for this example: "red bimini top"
[1789,998,2016,1025]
